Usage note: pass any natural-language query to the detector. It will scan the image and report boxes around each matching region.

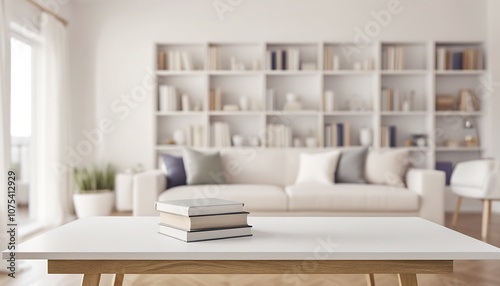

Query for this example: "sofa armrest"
[133,170,166,216]
[406,168,445,225]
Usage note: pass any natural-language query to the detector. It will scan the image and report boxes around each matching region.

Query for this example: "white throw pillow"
[295,151,341,185]
[365,149,410,187]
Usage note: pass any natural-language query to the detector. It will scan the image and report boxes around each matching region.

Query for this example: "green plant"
[74,164,116,193]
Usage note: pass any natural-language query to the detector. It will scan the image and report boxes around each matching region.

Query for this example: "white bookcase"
[153,41,488,170]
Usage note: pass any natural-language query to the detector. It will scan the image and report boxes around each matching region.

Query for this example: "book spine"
[452,52,463,70]
[436,47,446,70]
[282,49,287,70]
[324,125,331,147]
[271,51,277,70]
[344,123,351,147]
[337,123,344,147]
[393,89,400,111]
[389,125,397,147]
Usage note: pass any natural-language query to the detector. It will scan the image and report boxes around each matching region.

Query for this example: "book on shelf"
[209,88,222,111]
[382,88,410,112]
[155,198,245,216]
[159,211,249,231]
[381,125,397,147]
[324,46,333,70]
[436,47,446,70]
[158,224,252,242]
[266,89,276,111]
[381,88,393,111]
[383,45,404,70]
[165,50,193,71]
[266,124,292,148]
[211,122,231,147]
[158,85,179,111]
[158,51,166,70]
[452,52,463,70]
[209,46,220,70]
[437,47,481,70]
[267,48,300,70]
[324,123,350,147]
[186,125,205,147]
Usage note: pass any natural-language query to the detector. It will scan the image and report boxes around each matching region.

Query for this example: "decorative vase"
[73,191,114,218]
[239,96,249,111]
[359,127,372,146]
[173,129,185,145]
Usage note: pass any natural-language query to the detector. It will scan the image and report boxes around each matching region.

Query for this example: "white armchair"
[451,159,500,239]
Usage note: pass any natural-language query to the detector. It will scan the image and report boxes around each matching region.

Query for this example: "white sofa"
[133,149,445,224]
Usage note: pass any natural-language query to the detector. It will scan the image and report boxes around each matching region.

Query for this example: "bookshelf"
[154,41,488,170]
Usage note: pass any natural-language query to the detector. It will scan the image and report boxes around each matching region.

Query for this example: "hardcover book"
[159,211,249,231]
[155,198,244,216]
[158,224,252,242]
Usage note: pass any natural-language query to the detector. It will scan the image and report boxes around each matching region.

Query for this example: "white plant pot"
[73,191,114,218]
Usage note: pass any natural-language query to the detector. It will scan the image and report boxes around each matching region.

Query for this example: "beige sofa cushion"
[286,184,419,212]
[158,184,288,212]
[365,149,410,187]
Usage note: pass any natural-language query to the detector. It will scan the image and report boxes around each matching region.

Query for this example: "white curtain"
[36,12,72,225]
[0,0,11,259]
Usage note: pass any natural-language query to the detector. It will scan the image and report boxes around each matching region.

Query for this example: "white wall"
[68,0,489,170]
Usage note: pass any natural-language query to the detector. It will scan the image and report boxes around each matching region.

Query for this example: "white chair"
[451,159,500,239]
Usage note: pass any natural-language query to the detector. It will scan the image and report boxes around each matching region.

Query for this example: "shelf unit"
[153,41,488,170]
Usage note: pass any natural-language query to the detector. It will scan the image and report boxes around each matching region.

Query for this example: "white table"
[4,217,500,286]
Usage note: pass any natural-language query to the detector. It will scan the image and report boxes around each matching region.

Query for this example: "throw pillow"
[295,151,341,185]
[182,148,227,185]
[364,149,410,187]
[160,154,186,189]
[335,147,368,184]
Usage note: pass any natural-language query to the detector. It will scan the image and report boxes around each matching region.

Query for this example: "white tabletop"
[4,216,500,260]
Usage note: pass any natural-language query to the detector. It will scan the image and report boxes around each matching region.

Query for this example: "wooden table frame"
[48,259,453,286]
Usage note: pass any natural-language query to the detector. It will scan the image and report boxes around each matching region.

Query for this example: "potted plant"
[73,164,116,218]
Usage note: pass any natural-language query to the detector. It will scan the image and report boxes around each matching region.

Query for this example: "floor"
[1,212,499,286]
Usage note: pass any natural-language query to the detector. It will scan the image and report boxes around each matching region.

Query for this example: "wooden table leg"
[114,273,125,286]
[82,273,101,286]
[398,274,417,286]
[365,274,376,286]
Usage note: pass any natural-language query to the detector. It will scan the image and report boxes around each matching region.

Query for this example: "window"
[10,36,36,223]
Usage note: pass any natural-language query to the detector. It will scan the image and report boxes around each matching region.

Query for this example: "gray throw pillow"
[335,147,368,184]
[182,148,227,185]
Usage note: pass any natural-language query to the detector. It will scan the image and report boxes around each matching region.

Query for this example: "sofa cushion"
[160,154,186,189]
[335,147,368,184]
[295,151,340,185]
[182,148,226,185]
[365,149,410,187]
[285,184,419,212]
[158,184,288,212]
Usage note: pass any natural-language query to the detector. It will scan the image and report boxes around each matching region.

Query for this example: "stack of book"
[267,49,300,70]
[381,125,397,147]
[211,122,231,147]
[157,50,194,71]
[324,123,351,147]
[266,124,292,147]
[436,47,480,70]
[158,85,179,111]
[156,198,252,242]
[382,46,404,70]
